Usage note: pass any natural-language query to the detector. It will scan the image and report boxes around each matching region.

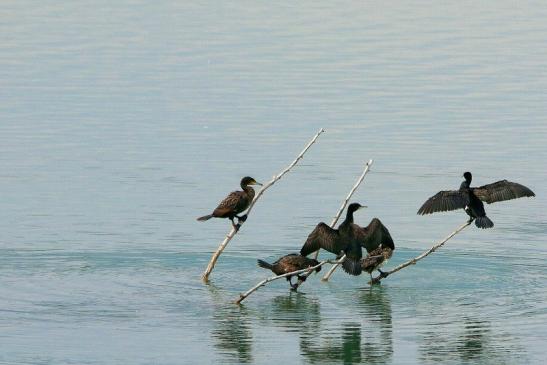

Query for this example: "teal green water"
[1,1,547,364]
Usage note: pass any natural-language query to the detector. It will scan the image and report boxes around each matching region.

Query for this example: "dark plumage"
[197,176,262,230]
[257,254,321,290]
[300,203,394,276]
[418,172,535,228]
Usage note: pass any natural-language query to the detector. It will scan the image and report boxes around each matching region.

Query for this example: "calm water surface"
[1,2,547,364]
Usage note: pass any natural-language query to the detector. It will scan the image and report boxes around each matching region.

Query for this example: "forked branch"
[201,128,325,282]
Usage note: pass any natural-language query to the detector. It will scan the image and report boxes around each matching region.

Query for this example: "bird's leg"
[288,276,298,291]
[236,214,248,223]
[464,207,475,224]
[230,218,241,231]
[377,269,388,279]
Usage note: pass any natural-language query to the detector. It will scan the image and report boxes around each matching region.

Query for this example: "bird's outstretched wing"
[353,218,394,253]
[472,180,535,204]
[300,223,342,256]
[417,190,468,215]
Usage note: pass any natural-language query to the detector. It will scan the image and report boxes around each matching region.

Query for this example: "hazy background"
[1,2,546,364]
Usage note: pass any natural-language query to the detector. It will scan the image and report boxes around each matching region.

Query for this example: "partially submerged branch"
[370,221,472,284]
[201,128,325,283]
[235,258,342,305]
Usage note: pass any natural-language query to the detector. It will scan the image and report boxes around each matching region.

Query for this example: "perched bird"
[361,242,394,283]
[257,254,321,290]
[417,171,535,228]
[300,203,394,276]
[197,176,262,230]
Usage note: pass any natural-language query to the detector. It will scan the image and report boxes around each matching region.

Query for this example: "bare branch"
[370,221,472,284]
[321,253,346,281]
[235,258,343,305]
[201,128,325,282]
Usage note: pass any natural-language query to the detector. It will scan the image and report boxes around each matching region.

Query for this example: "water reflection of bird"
[418,172,535,228]
[300,203,393,276]
[197,176,262,230]
[300,323,363,364]
[358,289,393,364]
[257,254,321,290]
[420,316,524,363]
[267,294,321,331]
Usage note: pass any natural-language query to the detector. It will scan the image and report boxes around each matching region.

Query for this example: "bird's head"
[241,176,263,187]
[463,172,472,182]
[348,202,367,213]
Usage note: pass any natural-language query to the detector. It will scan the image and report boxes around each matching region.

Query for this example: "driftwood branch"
[235,258,342,305]
[318,160,374,281]
[321,253,346,282]
[370,221,472,284]
[201,128,325,282]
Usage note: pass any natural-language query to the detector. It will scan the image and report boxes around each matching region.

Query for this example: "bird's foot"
[297,275,307,282]
[377,269,389,279]
[467,217,475,224]
[237,214,248,223]
[290,283,299,291]
[231,222,241,232]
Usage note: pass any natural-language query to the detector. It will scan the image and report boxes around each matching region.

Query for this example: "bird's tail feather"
[257,259,273,270]
[342,258,362,276]
[475,216,494,229]
[197,214,213,221]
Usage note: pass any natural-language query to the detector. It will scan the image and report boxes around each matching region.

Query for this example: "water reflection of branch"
[258,293,322,335]
[207,284,254,363]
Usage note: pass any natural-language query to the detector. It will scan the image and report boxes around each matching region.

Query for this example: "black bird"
[197,176,262,230]
[300,203,394,276]
[417,172,535,228]
[257,254,321,290]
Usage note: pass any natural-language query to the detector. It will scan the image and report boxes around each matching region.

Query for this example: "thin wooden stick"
[321,253,346,282]
[235,258,342,305]
[370,221,472,284]
[201,128,325,283]
[319,159,374,281]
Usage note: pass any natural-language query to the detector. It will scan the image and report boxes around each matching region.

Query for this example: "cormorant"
[361,242,394,283]
[417,172,535,228]
[300,203,394,276]
[257,254,321,290]
[197,176,262,230]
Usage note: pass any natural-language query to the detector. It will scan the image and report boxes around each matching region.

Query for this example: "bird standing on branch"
[417,172,535,228]
[197,176,262,231]
[300,203,394,276]
[257,254,321,290]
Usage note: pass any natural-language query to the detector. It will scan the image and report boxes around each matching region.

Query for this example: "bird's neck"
[460,180,470,189]
[343,210,355,225]
[242,185,255,199]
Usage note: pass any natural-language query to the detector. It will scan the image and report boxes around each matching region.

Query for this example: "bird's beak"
[359,205,368,210]
[253,180,263,186]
